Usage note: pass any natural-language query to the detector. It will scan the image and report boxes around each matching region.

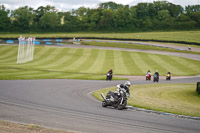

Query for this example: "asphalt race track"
[0,78,200,133]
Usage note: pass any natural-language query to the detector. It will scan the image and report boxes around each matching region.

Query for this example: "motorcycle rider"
[146,70,151,79]
[114,81,131,100]
[154,70,159,77]
[107,69,113,79]
[108,69,113,75]
[167,70,171,75]
[147,70,151,75]
[101,81,131,109]
[166,70,171,80]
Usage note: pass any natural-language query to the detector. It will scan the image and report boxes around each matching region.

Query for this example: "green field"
[0,45,199,80]
[1,31,200,44]
[93,83,200,117]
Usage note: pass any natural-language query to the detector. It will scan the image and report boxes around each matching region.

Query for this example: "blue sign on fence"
[35,41,40,45]
[6,40,14,44]
[46,42,53,45]
[56,39,62,42]
[43,39,51,41]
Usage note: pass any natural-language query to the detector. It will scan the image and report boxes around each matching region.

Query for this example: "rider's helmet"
[124,81,131,88]
[156,70,158,72]
[148,70,150,72]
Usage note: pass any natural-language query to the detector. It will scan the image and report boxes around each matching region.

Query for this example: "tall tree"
[99,2,123,10]
[34,5,58,27]
[185,5,200,14]
[113,6,130,30]
[39,11,60,31]
[190,12,200,27]
[0,5,10,31]
[99,9,114,30]
[88,9,102,30]
[11,6,35,31]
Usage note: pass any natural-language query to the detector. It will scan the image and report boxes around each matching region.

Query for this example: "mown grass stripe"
[144,54,168,74]
[51,48,79,70]
[0,46,18,60]
[12,71,62,79]
[79,49,99,73]
[63,49,91,72]
[0,47,45,66]
[40,48,70,69]
[33,46,47,57]
[0,46,14,53]
[22,47,53,66]
[168,56,200,74]
[0,70,41,76]
[0,51,18,63]
[101,50,114,74]
[113,51,129,75]
[84,49,106,74]
[61,49,84,71]
[47,48,77,70]
[36,48,64,68]
[122,52,142,75]
[151,54,187,75]
[132,52,151,75]
[0,56,17,63]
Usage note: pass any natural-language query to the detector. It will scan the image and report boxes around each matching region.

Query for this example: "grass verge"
[93,83,200,117]
[82,41,200,54]
[1,31,200,44]
[0,120,75,133]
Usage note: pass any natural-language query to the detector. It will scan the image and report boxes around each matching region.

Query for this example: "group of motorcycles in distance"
[146,70,171,82]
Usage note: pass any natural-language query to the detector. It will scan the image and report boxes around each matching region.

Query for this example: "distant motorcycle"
[166,74,171,80]
[146,73,151,81]
[153,73,159,82]
[101,87,129,110]
[106,72,112,81]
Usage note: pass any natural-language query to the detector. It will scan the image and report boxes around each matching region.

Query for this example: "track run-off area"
[0,42,200,133]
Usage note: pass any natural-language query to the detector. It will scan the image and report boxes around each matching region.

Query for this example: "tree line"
[0,1,200,32]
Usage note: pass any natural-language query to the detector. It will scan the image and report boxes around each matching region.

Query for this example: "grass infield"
[82,41,200,54]
[93,83,200,117]
[0,45,200,80]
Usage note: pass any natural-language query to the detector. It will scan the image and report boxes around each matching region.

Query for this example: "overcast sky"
[1,0,200,11]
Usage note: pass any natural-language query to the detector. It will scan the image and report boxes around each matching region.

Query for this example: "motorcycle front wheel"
[102,100,108,107]
[117,100,127,110]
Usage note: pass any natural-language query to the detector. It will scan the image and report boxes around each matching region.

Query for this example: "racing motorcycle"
[106,72,112,81]
[166,74,171,80]
[101,86,129,110]
[146,73,151,81]
[153,73,159,82]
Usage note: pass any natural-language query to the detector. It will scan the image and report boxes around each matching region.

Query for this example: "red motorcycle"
[146,73,151,81]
